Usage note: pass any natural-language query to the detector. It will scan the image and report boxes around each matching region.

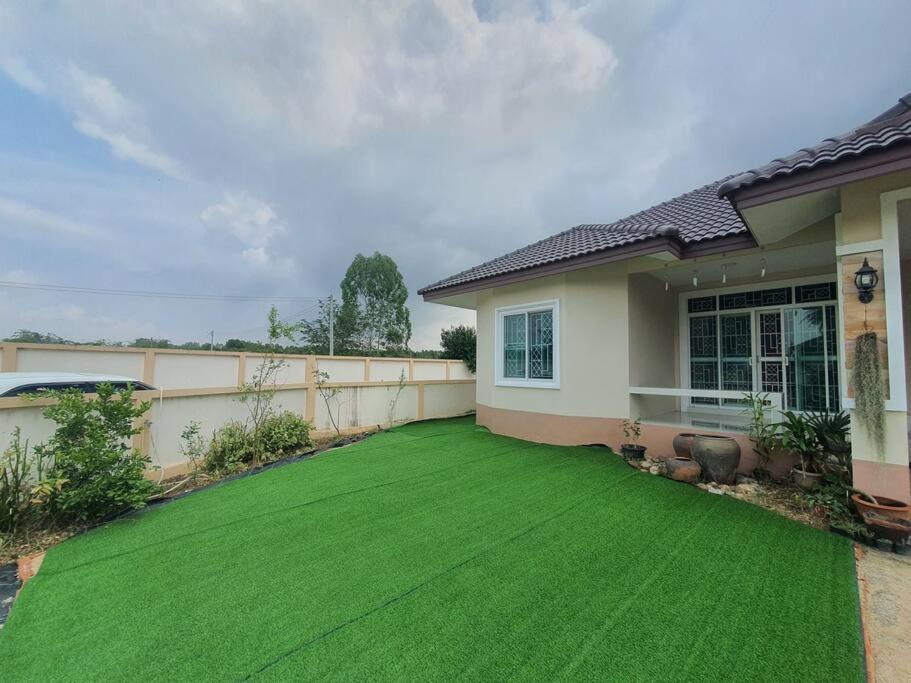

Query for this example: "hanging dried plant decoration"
[852,331,885,458]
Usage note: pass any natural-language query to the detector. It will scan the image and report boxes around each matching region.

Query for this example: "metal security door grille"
[758,311,784,395]
[719,313,753,405]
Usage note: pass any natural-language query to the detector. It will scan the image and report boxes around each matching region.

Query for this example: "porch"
[625,186,911,501]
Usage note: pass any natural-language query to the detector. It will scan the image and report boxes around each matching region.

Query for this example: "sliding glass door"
[783,305,839,412]
[686,285,840,412]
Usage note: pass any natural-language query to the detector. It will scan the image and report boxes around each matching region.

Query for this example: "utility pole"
[328,296,334,357]
[209,330,214,351]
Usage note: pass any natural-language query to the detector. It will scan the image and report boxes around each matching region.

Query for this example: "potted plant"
[742,392,792,480]
[620,417,646,460]
[779,411,825,490]
[851,492,911,523]
[806,410,851,476]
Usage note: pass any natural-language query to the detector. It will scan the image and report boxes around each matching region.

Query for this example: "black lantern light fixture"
[854,257,879,304]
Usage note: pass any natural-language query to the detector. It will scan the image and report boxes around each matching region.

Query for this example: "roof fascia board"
[420,233,755,300]
[730,142,911,209]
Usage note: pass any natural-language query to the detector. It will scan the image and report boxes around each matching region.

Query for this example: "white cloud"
[1,57,46,94]
[0,196,104,239]
[201,192,289,269]
[64,65,187,178]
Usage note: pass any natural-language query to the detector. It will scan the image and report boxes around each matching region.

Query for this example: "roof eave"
[420,232,755,301]
[722,141,911,209]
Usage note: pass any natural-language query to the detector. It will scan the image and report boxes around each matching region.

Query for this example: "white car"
[0,372,155,398]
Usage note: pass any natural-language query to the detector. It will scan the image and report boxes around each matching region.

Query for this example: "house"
[419,91,911,503]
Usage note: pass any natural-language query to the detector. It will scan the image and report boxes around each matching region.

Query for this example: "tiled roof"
[419,176,747,295]
[718,92,911,197]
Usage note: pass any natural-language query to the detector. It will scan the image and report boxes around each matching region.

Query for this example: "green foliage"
[3,329,70,344]
[180,422,206,481]
[806,410,852,474]
[0,428,56,534]
[204,413,313,473]
[259,412,313,459]
[742,392,782,463]
[440,325,476,372]
[237,306,301,466]
[852,331,885,458]
[33,383,159,524]
[337,252,412,353]
[204,421,253,474]
[779,410,824,473]
[800,480,871,540]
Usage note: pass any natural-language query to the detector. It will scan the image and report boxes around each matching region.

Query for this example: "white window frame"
[494,299,560,389]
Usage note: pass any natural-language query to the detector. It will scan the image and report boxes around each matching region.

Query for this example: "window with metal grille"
[496,301,559,387]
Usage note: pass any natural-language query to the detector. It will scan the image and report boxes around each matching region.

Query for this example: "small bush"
[34,383,159,524]
[204,412,312,473]
[259,412,313,460]
[204,421,253,474]
[0,428,55,534]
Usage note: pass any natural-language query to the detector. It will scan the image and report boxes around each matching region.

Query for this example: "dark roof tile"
[718,92,911,196]
[419,176,746,295]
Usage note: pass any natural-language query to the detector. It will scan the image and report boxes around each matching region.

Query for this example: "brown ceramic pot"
[672,433,700,460]
[692,435,741,484]
[792,467,823,491]
[852,493,911,522]
[665,457,701,484]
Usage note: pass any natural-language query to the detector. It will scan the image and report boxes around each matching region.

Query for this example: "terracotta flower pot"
[692,435,741,484]
[672,433,700,460]
[665,457,701,484]
[852,493,911,522]
[792,467,823,491]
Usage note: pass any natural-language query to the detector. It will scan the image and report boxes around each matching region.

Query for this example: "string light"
[692,270,699,287]
[760,258,767,278]
[722,263,728,284]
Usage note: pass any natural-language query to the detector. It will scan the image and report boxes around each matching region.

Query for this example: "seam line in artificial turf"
[35,441,534,580]
[240,472,636,680]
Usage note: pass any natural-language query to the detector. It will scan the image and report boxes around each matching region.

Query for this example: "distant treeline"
[1,329,445,359]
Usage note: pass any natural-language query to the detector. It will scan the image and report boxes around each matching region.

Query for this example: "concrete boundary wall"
[0,342,470,388]
[0,343,476,478]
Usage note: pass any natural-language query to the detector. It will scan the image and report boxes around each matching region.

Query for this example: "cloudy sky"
[1,1,910,349]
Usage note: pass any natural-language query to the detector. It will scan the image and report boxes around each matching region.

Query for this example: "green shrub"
[204,421,253,474]
[259,412,313,460]
[33,383,159,524]
[204,413,313,473]
[0,428,57,534]
[440,325,476,373]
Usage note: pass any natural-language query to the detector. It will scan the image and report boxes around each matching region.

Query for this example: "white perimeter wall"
[0,345,475,477]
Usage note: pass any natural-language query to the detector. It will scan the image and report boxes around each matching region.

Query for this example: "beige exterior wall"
[628,272,678,418]
[476,264,631,420]
[837,173,910,501]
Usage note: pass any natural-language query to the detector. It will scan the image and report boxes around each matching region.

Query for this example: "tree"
[299,296,358,355]
[440,325,476,372]
[336,253,412,354]
[4,329,70,344]
[237,307,299,466]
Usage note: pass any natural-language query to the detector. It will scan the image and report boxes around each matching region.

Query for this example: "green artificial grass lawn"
[1,417,863,681]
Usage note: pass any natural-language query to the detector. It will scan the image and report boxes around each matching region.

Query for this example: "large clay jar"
[665,457,701,484]
[692,435,741,484]
[672,433,699,460]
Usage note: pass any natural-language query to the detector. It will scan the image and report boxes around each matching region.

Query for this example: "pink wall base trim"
[852,459,911,503]
[475,403,793,477]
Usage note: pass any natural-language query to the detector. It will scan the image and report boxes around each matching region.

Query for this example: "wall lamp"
[853,257,879,304]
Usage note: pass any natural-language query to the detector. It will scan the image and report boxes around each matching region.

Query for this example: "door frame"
[679,274,840,413]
